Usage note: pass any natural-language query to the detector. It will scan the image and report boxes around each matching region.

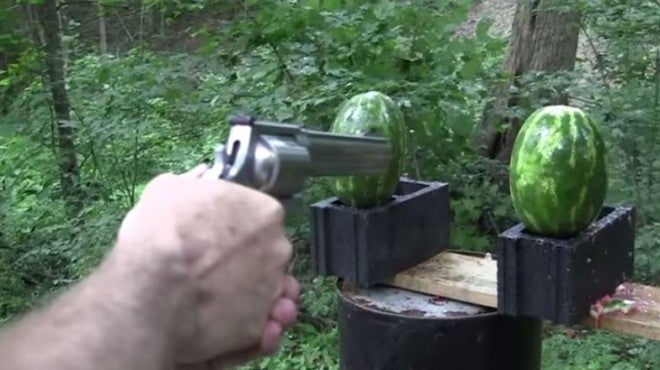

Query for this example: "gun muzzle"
[204,115,393,198]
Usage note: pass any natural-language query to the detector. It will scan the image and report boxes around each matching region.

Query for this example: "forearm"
[0,243,185,370]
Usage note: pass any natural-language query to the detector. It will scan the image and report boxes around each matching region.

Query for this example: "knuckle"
[137,173,178,199]
[148,173,178,188]
[155,172,178,182]
[277,238,293,264]
[263,196,285,221]
[248,193,285,225]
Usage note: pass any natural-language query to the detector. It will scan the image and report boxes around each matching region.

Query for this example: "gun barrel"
[300,129,393,176]
[253,120,393,177]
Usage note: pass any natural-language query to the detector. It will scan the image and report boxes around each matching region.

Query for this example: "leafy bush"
[1,0,659,368]
[543,329,659,369]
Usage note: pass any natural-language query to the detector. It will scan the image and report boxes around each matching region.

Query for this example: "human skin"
[0,164,300,370]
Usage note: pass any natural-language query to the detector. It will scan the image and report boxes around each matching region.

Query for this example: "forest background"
[0,0,659,368]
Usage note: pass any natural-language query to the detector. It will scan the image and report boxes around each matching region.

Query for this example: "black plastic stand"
[310,178,450,286]
[497,203,636,325]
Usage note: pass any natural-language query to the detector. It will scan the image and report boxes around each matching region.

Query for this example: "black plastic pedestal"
[497,203,636,325]
[311,178,450,287]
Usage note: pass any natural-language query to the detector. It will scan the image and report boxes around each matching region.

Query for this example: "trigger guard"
[203,144,228,180]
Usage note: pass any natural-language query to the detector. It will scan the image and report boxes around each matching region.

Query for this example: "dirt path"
[458,0,516,38]
[460,0,601,66]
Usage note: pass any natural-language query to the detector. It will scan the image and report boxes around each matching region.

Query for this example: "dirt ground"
[458,0,516,38]
[460,0,601,66]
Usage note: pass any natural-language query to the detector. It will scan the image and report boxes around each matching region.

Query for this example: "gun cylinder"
[255,135,311,196]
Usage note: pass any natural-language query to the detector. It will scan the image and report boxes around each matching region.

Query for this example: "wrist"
[92,238,191,363]
[0,238,191,370]
[106,235,190,326]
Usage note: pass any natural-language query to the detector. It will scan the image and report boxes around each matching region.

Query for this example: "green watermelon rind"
[330,91,407,209]
[509,105,608,238]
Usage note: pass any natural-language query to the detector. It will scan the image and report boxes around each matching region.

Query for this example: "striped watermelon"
[509,105,608,238]
[330,91,406,208]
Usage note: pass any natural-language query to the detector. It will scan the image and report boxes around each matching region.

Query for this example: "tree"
[36,0,81,207]
[472,0,581,163]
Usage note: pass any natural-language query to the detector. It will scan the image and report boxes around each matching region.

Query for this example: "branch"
[577,19,614,106]
[114,11,134,42]
[297,311,336,332]
[567,95,602,107]
[267,41,294,83]
[56,1,129,11]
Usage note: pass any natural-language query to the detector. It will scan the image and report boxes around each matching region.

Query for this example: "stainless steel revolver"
[203,115,393,207]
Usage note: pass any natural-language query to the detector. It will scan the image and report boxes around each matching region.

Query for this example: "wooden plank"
[582,283,660,341]
[384,251,498,308]
[384,251,660,342]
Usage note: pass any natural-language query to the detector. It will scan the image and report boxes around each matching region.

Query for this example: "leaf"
[475,18,493,40]
[459,56,483,79]
[96,65,111,84]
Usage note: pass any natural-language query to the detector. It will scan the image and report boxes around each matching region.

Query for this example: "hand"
[176,275,300,370]
[114,164,300,367]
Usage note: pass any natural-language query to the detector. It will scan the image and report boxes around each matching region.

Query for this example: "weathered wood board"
[385,251,498,308]
[384,251,660,342]
[583,283,660,341]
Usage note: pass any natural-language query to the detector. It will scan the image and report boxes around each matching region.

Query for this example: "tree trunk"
[98,0,107,55]
[36,0,81,207]
[473,0,580,163]
[23,3,46,47]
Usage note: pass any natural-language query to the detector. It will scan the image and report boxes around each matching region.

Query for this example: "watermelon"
[330,91,406,208]
[509,105,608,238]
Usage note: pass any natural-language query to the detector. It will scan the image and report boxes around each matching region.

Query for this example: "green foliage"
[0,48,239,318]
[543,329,659,370]
[0,0,659,368]
[635,223,660,284]
[437,155,515,251]
[570,0,660,226]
